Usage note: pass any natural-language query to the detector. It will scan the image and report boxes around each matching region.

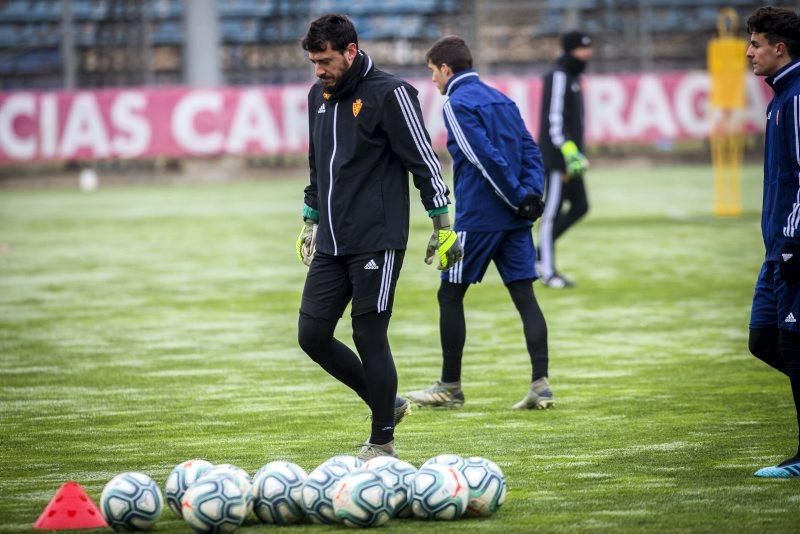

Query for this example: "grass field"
[1,162,798,532]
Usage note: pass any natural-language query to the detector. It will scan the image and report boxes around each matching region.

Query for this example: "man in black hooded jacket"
[295,14,462,460]
[537,30,593,288]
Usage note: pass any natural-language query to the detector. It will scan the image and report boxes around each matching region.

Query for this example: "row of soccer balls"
[100,453,506,531]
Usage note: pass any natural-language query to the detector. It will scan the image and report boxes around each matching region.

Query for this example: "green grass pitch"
[1,162,797,532]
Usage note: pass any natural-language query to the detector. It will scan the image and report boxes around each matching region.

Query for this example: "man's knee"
[438,281,467,306]
[298,312,334,356]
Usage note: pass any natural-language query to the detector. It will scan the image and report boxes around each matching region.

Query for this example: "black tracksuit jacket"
[304,53,451,256]
[538,55,587,171]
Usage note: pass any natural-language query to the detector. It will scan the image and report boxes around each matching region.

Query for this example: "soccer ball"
[321,455,363,472]
[182,474,248,533]
[332,470,397,528]
[100,472,164,531]
[460,457,507,517]
[421,453,466,471]
[410,464,469,520]
[301,457,360,524]
[199,464,253,516]
[251,461,307,525]
[165,459,214,517]
[362,456,417,518]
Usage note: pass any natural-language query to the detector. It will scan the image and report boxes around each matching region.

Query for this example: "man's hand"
[296,219,317,266]
[561,140,588,177]
[425,213,463,271]
[780,244,800,289]
[517,193,545,221]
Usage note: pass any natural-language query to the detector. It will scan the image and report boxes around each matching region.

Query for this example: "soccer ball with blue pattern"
[165,459,214,517]
[301,456,361,524]
[181,474,248,533]
[100,472,164,531]
[363,456,417,518]
[251,461,307,525]
[332,470,398,528]
[460,456,507,517]
[410,464,469,520]
[199,464,253,516]
[421,453,466,471]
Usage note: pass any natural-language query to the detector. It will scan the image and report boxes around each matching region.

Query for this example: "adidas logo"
[783,253,794,262]
[364,259,379,270]
[317,103,326,114]
[786,313,796,323]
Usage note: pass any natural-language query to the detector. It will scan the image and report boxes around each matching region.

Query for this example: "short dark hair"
[747,6,800,59]
[301,14,358,53]
[425,35,473,73]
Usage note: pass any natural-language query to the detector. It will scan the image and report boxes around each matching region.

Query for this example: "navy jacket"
[305,52,450,256]
[763,59,800,261]
[442,71,544,231]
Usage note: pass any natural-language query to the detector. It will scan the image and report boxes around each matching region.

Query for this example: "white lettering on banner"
[506,80,530,128]
[0,93,36,160]
[282,87,308,152]
[586,76,627,140]
[61,93,110,158]
[40,94,58,159]
[172,91,224,154]
[745,75,770,127]
[226,89,280,154]
[111,92,150,158]
[673,72,709,138]
[628,75,677,138]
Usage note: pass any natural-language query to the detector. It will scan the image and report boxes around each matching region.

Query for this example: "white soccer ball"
[333,470,397,528]
[421,453,466,471]
[362,456,417,518]
[182,474,248,533]
[321,455,363,472]
[301,457,359,524]
[251,461,307,525]
[410,464,469,520]
[165,459,214,517]
[100,472,164,531]
[199,464,253,516]
[460,457,507,517]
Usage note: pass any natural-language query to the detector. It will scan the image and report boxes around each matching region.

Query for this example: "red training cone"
[34,481,108,530]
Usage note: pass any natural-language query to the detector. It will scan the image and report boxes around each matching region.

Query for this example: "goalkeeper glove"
[425,212,463,271]
[296,219,317,266]
[561,140,588,177]
[780,244,800,289]
[517,193,544,222]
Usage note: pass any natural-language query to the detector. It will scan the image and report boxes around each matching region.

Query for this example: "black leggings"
[438,280,548,383]
[298,311,397,440]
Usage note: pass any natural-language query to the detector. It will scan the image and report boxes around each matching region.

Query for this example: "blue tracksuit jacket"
[442,71,544,231]
[763,59,800,261]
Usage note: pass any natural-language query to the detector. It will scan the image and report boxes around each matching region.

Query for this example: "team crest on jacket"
[353,98,363,117]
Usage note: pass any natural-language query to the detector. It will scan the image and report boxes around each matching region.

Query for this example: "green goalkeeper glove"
[296,219,317,266]
[561,140,588,177]
[425,213,463,271]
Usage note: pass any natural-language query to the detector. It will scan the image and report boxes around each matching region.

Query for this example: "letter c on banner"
[0,93,36,160]
[171,91,224,155]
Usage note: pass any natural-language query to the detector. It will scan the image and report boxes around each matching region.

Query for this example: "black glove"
[780,244,800,289]
[517,193,545,222]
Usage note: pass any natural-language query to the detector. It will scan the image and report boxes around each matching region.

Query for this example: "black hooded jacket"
[538,54,587,171]
[304,51,451,256]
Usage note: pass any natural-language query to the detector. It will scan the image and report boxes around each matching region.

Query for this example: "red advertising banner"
[0,71,773,164]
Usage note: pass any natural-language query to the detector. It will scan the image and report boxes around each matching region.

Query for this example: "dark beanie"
[561,30,592,53]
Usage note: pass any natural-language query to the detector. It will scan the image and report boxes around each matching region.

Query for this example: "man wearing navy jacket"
[405,35,554,410]
[746,6,800,478]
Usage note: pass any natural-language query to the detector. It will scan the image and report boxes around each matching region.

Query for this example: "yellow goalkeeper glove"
[296,219,317,266]
[425,213,463,271]
[561,140,589,177]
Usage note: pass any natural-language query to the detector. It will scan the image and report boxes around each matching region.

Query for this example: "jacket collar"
[766,59,800,92]
[445,70,479,97]
[556,54,587,75]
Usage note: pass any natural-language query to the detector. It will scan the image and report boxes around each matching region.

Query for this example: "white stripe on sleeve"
[548,71,567,148]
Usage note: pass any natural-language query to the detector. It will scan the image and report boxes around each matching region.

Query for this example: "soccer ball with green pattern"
[100,472,164,531]
[460,456,507,517]
[165,459,214,517]
[410,464,469,520]
[332,470,398,528]
[362,456,417,518]
[301,456,361,524]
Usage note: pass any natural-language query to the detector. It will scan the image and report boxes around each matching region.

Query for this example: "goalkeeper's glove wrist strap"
[302,204,319,223]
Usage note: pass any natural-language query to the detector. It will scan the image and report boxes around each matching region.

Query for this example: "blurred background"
[0,0,795,182]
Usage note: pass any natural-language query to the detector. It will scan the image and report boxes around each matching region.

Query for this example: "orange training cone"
[33,481,108,530]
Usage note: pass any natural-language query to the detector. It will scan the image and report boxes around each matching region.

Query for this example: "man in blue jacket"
[405,35,554,410]
[746,6,800,477]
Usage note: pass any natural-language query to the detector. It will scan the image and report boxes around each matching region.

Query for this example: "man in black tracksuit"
[537,31,593,288]
[295,14,462,461]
